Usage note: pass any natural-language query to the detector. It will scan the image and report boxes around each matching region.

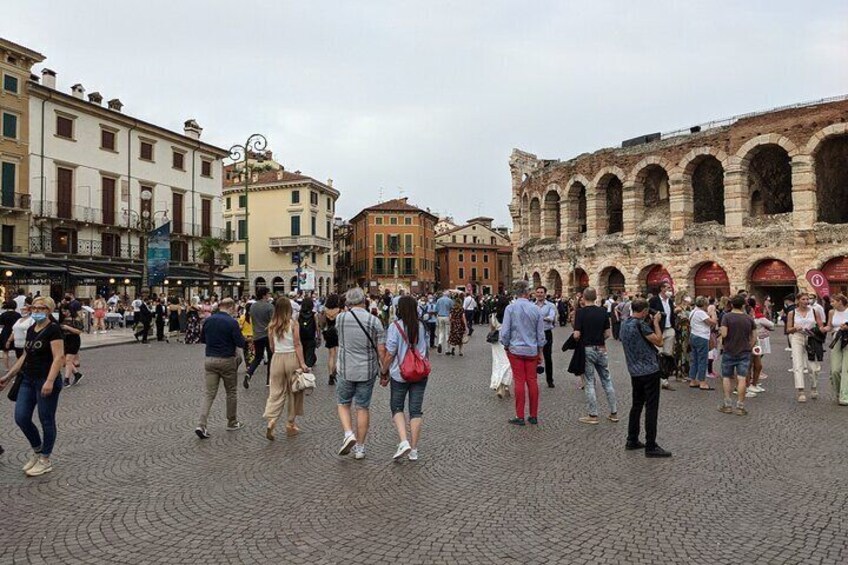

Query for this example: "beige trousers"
[263,352,304,424]
[199,357,239,428]
[789,333,820,390]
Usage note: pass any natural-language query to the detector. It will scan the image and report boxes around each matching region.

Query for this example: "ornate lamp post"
[228,134,268,293]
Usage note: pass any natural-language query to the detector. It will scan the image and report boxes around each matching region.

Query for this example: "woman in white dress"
[489,295,513,398]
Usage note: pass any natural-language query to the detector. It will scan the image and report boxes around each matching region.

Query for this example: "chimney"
[41,68,56,89]
[71,83,85,99]
[29,73,40,83]
[327,178,333,187]
[276,170,283,180]
[184,119,202,139]
[88,92,103,105]
[107,98,123,112]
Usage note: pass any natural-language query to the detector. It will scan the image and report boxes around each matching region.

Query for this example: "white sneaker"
[750,385,765,393]
[393,440,411,460]
[338,434,357,456]
[25,457,53,477]
[745,390,757,399]
[22,452,40,473]
[353,444,366,460]
[408,449,419,461]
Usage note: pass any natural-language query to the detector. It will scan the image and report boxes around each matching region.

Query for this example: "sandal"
[699,385,715,391]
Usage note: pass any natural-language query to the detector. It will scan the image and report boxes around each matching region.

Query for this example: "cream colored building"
[223,153,339,296]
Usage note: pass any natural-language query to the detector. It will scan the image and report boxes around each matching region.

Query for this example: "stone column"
[668,172,689,240]
[791,154,816,230]
[559,198,570,244]
[622,180,639,240]
[586,185,604,245]
[723,158,747,238]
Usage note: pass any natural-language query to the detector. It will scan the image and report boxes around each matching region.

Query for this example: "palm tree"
[197,237,230,293]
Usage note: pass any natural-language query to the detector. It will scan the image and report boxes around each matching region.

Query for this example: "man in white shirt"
[463,293,477,336]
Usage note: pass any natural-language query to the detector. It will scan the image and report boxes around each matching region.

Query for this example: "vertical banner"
[298,268,315,291]
[805,269,830,298]
[148,221,171,286]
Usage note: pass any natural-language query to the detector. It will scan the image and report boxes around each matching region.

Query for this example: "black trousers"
[427,321,437,347]
[465,311,475,335]
[247,336,272,381]
[135,320,151,343]
[543,329,553,385]
[627,371,661,448]
[155,320,165,341]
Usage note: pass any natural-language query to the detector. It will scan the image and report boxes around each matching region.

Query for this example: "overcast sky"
[9,1,848,227]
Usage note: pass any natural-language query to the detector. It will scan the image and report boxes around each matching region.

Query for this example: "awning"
[164,266,241,283]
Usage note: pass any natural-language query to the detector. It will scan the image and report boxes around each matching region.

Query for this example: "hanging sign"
[805,269,830,298]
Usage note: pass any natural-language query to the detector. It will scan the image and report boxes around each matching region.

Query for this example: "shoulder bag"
[291,368,316,393]
[7,323,55,402]
[393,322,431,382]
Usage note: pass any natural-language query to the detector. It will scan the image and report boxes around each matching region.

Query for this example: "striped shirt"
[337,308,386,382]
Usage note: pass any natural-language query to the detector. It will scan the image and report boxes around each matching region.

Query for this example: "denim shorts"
[721,352,751,378]
[390,378,428,418]
[337,377,376,408]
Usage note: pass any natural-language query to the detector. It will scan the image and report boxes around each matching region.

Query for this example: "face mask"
[665,291,673,298]
[32,313,47,322]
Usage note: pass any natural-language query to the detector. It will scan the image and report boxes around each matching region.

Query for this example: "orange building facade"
[349,198,437,294]
[435,218,512,295]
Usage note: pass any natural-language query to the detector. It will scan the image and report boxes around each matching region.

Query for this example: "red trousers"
[507,353,539,419]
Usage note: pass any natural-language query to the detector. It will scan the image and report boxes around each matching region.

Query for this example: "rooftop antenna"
[398,187,405,199]
[475,201,483,216]
[378,187,384,202]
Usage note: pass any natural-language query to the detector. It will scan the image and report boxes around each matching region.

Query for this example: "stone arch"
[812,129,848,224]
[629,157,675,231]
[679,148,728,225]
[545,269,563,296]
[592,166,627,235]
[599,265,626,296]
[569,267,589,293]
[687,260,731,299]
[532,271,542,289]
[542,188,562,239]
[529,197,541,239]
[290,276,298,291]
[271,276,284,294]
[736,133,799,162]
[255,276,267,293]
[566,176,589,236]
[638,263,674,294]
[739,142,793,216]
[746,256,801,300]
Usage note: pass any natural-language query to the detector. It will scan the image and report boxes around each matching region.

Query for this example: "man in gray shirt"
[335,287,386,460]
[244,287,274,389]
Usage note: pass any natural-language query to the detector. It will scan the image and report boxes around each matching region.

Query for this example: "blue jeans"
[721,352,751,378]
[583,347,617,416]
[14,374,63,457]
[689,335,709,382]
[390,378,428,418]
[337,377,376,408]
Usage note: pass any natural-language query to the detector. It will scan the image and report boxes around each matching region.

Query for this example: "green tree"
[197,237,230,293]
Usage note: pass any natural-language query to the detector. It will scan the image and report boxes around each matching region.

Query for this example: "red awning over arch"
[750,259,795,284]
[822,256,848,283]
[695,262,729,285]
[646,265,674,288]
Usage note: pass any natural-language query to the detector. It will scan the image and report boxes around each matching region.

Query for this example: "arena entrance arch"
[822,256,848,296]
[693,262,730,298]
[546,269,563,297]
[600,267,626,296]
[641,264,674,295]
[749,259,796,303]
[569,268,589,293]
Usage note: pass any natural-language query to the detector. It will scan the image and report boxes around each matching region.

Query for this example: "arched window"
[746,144,792,215]
[815,134,848,224]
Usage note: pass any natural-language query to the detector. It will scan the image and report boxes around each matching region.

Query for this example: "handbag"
[486,329,500,344]
[393,322,430,382]
[291,369,316,393]
[6,373,22,402]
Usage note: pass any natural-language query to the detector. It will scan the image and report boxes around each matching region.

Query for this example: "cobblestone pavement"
[2,325,847,564]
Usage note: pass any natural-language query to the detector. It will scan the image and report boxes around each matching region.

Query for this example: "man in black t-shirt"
[573,287,618,425]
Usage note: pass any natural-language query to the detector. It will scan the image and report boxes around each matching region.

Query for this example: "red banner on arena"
[805,269,830,298]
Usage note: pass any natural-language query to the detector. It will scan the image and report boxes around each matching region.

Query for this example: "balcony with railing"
[0,193,31,212]
[30,236,141,260]
[269,235,332,252]
[33,201,104,224]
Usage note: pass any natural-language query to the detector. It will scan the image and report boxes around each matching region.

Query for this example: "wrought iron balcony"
[0,193,31,211]
[30,236,140,259]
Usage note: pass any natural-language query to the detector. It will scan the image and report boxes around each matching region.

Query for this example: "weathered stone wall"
[509,97,848,297]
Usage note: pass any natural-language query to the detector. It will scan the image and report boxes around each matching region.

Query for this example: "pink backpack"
[394,322,431,382]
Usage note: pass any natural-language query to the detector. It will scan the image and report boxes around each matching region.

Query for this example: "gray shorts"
[337,377,376,408]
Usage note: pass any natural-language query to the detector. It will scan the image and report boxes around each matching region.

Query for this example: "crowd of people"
[1,276,847,476]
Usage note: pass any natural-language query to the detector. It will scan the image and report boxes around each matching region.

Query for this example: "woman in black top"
[0,296,65,477]
[58,305,84,386]
[298,297,318,368]
[0,299,21,370]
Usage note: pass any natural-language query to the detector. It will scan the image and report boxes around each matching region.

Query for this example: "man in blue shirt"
[535,286,557,387]
[619,298,671,458]
[435,291,454,354]
[196,298,246,439]
[500,280,546,425]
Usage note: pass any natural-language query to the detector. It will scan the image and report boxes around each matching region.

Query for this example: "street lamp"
[228,134,268,292]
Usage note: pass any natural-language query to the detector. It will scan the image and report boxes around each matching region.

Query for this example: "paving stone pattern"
[1,326,847,564]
